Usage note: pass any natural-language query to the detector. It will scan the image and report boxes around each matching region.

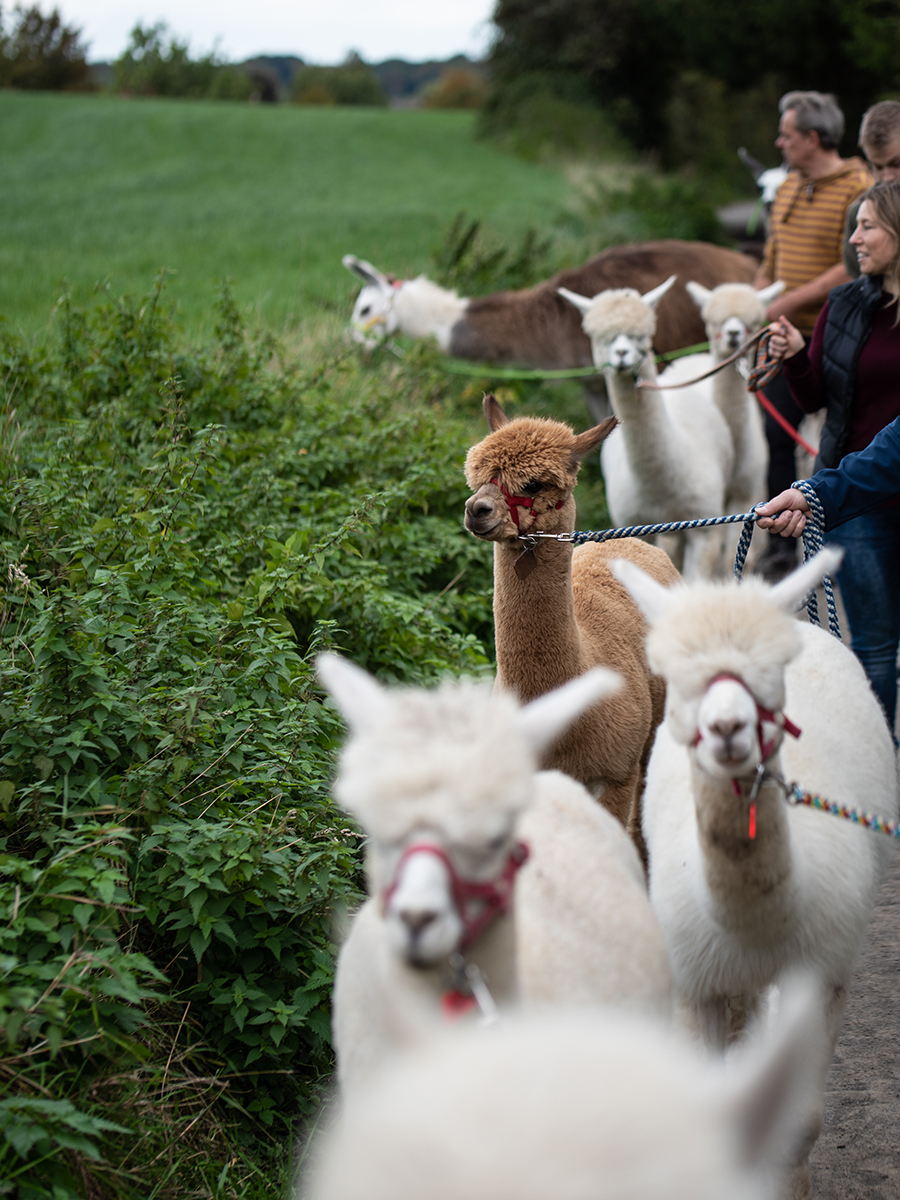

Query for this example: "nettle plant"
[0,279,493,1195]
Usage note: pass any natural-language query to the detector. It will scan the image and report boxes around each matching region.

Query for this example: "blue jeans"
[825,509,900,734]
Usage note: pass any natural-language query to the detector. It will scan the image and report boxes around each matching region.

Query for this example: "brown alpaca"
[464,396,680,841]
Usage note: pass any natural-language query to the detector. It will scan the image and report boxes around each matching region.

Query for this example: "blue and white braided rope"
[562,495,841,639]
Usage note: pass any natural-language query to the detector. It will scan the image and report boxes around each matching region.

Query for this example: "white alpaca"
[685,280,783,514]
[317,655,673,1091]
[308,979,826,1200]
[559,277,734,579]
[611,548,899,1200]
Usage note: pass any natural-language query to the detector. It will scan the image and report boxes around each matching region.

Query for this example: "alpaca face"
[686,281,784,360]
[349,281,396,343]
[378,824,520,967]
[594,331,652,375]
[693,678,765,778]
[343,255,397,344]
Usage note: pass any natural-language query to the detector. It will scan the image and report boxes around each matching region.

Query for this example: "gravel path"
[811,844,900,1197]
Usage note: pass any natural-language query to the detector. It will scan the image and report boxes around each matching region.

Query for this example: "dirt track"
[811,844,900,1197]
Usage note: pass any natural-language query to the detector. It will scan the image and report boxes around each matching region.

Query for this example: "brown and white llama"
[463,395,680,841]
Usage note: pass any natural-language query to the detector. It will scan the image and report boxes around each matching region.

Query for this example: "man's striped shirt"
[759,158,872,334]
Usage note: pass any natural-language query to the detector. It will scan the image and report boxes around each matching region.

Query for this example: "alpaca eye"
[360,305,371,316]
[522,480,543,495]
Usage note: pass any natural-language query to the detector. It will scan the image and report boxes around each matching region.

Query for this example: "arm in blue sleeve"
[810,416,900,529]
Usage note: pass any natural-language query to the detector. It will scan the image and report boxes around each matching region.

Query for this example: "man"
[754,91,871,580]
[843,100,900,276]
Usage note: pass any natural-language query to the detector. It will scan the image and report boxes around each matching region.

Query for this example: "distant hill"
[89,52,485,106]
[372,56,486,106]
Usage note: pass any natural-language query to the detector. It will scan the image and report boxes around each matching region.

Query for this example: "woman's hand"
[766,315,805,362]
[755,488,810,538]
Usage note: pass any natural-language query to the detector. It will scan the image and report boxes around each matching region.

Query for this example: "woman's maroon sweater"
[783,294,900,458]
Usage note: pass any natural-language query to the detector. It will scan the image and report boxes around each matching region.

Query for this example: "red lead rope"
[693,673,802,839]
[383,840,530,950]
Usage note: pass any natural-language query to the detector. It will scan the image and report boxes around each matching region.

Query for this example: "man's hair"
[779,91,844,150]
[859,100,900,155]
[856,180,900,313]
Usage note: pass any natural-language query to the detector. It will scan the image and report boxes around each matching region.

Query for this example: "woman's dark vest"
[818,273,886,468]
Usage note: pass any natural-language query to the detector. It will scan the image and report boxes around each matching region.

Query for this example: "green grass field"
[0,91,570,337]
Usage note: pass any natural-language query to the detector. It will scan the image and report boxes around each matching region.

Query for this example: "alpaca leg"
[679,992,760,1053]
[653,531,684,573]
[781,980,848,1200]
[682,527,726,580]
[595,773,639,831]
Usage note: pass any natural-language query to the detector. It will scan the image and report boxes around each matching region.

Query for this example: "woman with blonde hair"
[765,179,900,733]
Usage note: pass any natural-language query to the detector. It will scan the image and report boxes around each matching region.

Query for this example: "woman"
[761,179,900,730]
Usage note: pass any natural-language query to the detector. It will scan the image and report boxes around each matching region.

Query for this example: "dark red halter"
[692,673,802,838]
[490,478,564,529]
[383,839,530,950]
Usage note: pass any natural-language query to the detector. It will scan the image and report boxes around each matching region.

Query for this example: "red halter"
[383,839,530,951]
[692,673,802,839]
[490,478,564,529]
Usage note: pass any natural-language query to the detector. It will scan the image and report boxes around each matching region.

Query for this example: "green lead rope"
[440,342,710,381]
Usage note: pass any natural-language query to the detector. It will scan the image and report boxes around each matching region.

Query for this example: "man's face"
[776,109,819,171]
[865,135,900,181]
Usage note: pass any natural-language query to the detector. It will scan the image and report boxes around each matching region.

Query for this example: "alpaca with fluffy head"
[611,548,899,1200]
[464,395,680,840]
[685,280,784,514]
[307,978,826,1200]
[318,655,673,1091]
[559,277,735,579]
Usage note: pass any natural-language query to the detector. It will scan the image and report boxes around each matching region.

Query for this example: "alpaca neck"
[710,360,748,444]
[492,536,584,701]
[604,360,680,477]
[393,278,469,350]
[691,757,793,935]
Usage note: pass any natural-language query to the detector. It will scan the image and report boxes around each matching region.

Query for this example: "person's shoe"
[754,540,798,584]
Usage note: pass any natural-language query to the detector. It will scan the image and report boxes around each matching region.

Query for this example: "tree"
[0,3,91,90]
[486,0,900,165]
[113,22,253,100]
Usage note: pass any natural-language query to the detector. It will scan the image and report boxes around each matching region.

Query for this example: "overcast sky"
[59,1,497,64]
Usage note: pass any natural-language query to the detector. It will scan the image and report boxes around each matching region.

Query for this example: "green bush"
[0,277,494,1195]
[431,211,556,295]
[292,53,386,107]
[113,23,253,100]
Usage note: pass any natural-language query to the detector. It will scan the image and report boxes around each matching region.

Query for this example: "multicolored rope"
[745,328,782,392]
[785,782,900,840]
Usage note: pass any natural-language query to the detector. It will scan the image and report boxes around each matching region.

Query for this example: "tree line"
[484,0,900,171]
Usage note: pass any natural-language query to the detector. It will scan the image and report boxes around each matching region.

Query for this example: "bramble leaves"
[0,279,493,1195]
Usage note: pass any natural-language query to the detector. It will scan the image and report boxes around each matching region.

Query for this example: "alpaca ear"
[768,547,844,613]
[317,653,390,732]
[685,280,711,310]
[570,416,618,464]
[609,559,676,625]
[342,255,391,291]
[641,274,677,309]
[557,287,594,315]
[517,668,622,754]
[757,280,786,305]
[484,393,510,430]
[723,972,826,1170]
